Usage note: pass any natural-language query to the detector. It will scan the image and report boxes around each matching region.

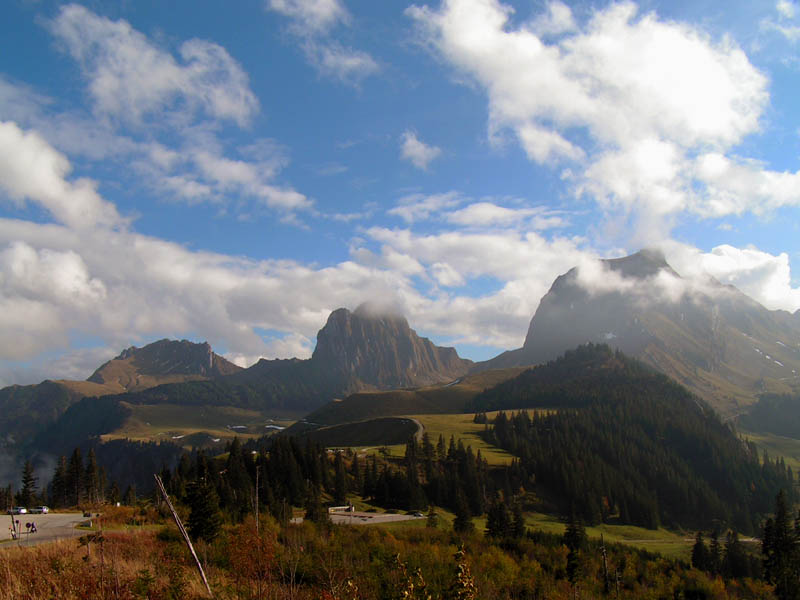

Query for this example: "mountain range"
[3,249,800,483]
[0,303,471,462]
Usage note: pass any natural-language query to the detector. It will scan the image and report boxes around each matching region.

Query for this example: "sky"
[0,0,799,386]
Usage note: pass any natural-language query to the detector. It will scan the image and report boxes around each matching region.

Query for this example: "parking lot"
[2,512,87,548]
[329,511,422,525]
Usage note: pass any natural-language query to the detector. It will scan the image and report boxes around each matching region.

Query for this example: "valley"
[2,251,800,599]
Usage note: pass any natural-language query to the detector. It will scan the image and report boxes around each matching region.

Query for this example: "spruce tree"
[691,531,708,571]
[18,460,37,507]
[187,480,222,543]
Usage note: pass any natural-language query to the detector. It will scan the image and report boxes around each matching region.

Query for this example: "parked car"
[30,506,49,514]
[8,507,27,514]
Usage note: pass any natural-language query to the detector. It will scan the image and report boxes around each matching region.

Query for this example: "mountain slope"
[477,249,800,416]
[88,338,241,391]
[107,304,472,414]
[0,339,242,461]
[474,344,794,532]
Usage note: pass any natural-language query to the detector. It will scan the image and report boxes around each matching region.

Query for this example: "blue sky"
[1,0,799,385]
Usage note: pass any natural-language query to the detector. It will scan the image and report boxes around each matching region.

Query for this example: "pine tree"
[333,451,347,505]
[708,529,722,575]
[762,490,800,600]
[426,505,439,529]
[67,448,83,506]
[18,460,37,507]
[187,480,222,543]
[84,449,100,505]
[452,490,474,534]
[50,456,68,508]
[692,531,708,571]
[563,513,587,584]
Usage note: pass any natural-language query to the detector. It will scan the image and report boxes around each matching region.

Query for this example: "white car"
[30,506,49,514]
[8,507,27,515]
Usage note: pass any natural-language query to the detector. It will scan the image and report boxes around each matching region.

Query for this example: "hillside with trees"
[474,344,795,532]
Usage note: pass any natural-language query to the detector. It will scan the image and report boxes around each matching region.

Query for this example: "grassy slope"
[741,430,800,471]
[369,502,694,559]
[307,367,529,426]
[101,403,297,446]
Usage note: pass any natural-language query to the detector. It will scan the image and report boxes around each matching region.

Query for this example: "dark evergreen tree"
[187,480,222,543]
[452,490,474,534]
[762,490,800,600]
[50,456,68,508]
[333,451,347,505]
[84,449,101,505]
[692,531,708,572]
[67,448,83,506]
[17,460,37,507]
[563,513,587,584]
[723,530,750,579]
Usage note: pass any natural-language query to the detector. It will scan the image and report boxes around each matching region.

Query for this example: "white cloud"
[267,0,348,33]
[408,0,777,239]
[49,4,258,126]
[684,244,800,312]
[529,1,577,37]
[0,121,124,230]
[266,0,379,83]
[694,153,800,216]
[400,130,442,170]
[388,191,462,223]
[447,201,566,229]
[777,0,796,19]
[1,8,311,222]
[305,41,379,83]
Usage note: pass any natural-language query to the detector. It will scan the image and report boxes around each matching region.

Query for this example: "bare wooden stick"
[153,474,213,598]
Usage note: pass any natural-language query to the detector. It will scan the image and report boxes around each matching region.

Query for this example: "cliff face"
[311,303,472,390]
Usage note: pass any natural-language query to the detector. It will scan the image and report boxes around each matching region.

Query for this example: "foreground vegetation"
[0,506,779,600]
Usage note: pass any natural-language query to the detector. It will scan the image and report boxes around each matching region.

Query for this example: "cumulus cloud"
[2,9,311,222]
[49,4,259,126]
[529,0,577,37]
[0,121,124,229]
[400,130,442,170]
[664,243,800,312]
[408,0,779,238]
[266,0,379,83]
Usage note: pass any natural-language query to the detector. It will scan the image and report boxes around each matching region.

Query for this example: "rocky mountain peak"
[88,338,241,387]
[311,306,471,389]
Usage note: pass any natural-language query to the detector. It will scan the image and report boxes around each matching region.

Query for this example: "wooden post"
[600,533,609,594]
[153,474,214,598]
[254,464,259,537]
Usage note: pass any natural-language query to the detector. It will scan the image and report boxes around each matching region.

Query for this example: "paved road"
[2,512,87,549]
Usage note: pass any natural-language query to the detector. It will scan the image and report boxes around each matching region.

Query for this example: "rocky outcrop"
[88,338,242,390]
[312,303,471,390]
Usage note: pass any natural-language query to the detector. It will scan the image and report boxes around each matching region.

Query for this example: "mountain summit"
[312,303,470,389]
[88,338,241,391]
[479,250,800,415]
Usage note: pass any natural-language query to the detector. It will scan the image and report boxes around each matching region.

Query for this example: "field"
[101,403,297,447]
[376,410,549,465]
[741,429,800,471]
[305,367,529,426]
[369,504,696,559]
